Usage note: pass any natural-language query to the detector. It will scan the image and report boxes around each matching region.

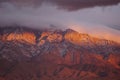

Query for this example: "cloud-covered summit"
[0,0,120,43]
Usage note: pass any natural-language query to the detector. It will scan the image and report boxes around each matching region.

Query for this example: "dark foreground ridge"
[0,26,120,80]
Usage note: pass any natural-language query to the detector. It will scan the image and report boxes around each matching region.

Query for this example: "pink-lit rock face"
[0,27,120,80]
[64,29,90,44]
[39,31,63,43]
[47,33,63,43]
[64,29,116,47]
[2,32,36,44]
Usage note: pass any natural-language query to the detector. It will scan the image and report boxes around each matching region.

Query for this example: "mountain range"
[0,26,120,80]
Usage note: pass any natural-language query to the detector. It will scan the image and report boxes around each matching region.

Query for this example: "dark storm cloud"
[46,0,120,11]
[0,0,120,11]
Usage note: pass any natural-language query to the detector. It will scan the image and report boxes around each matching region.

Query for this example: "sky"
[0,0,120,43]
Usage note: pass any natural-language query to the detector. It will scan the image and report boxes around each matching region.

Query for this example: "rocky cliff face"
[0,26,120,80]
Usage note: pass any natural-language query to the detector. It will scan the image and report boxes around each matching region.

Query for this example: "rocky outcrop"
[64,29,115,46]
[2,32,36,44]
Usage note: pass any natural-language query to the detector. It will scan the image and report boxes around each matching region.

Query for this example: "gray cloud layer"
[108,25,120,31]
